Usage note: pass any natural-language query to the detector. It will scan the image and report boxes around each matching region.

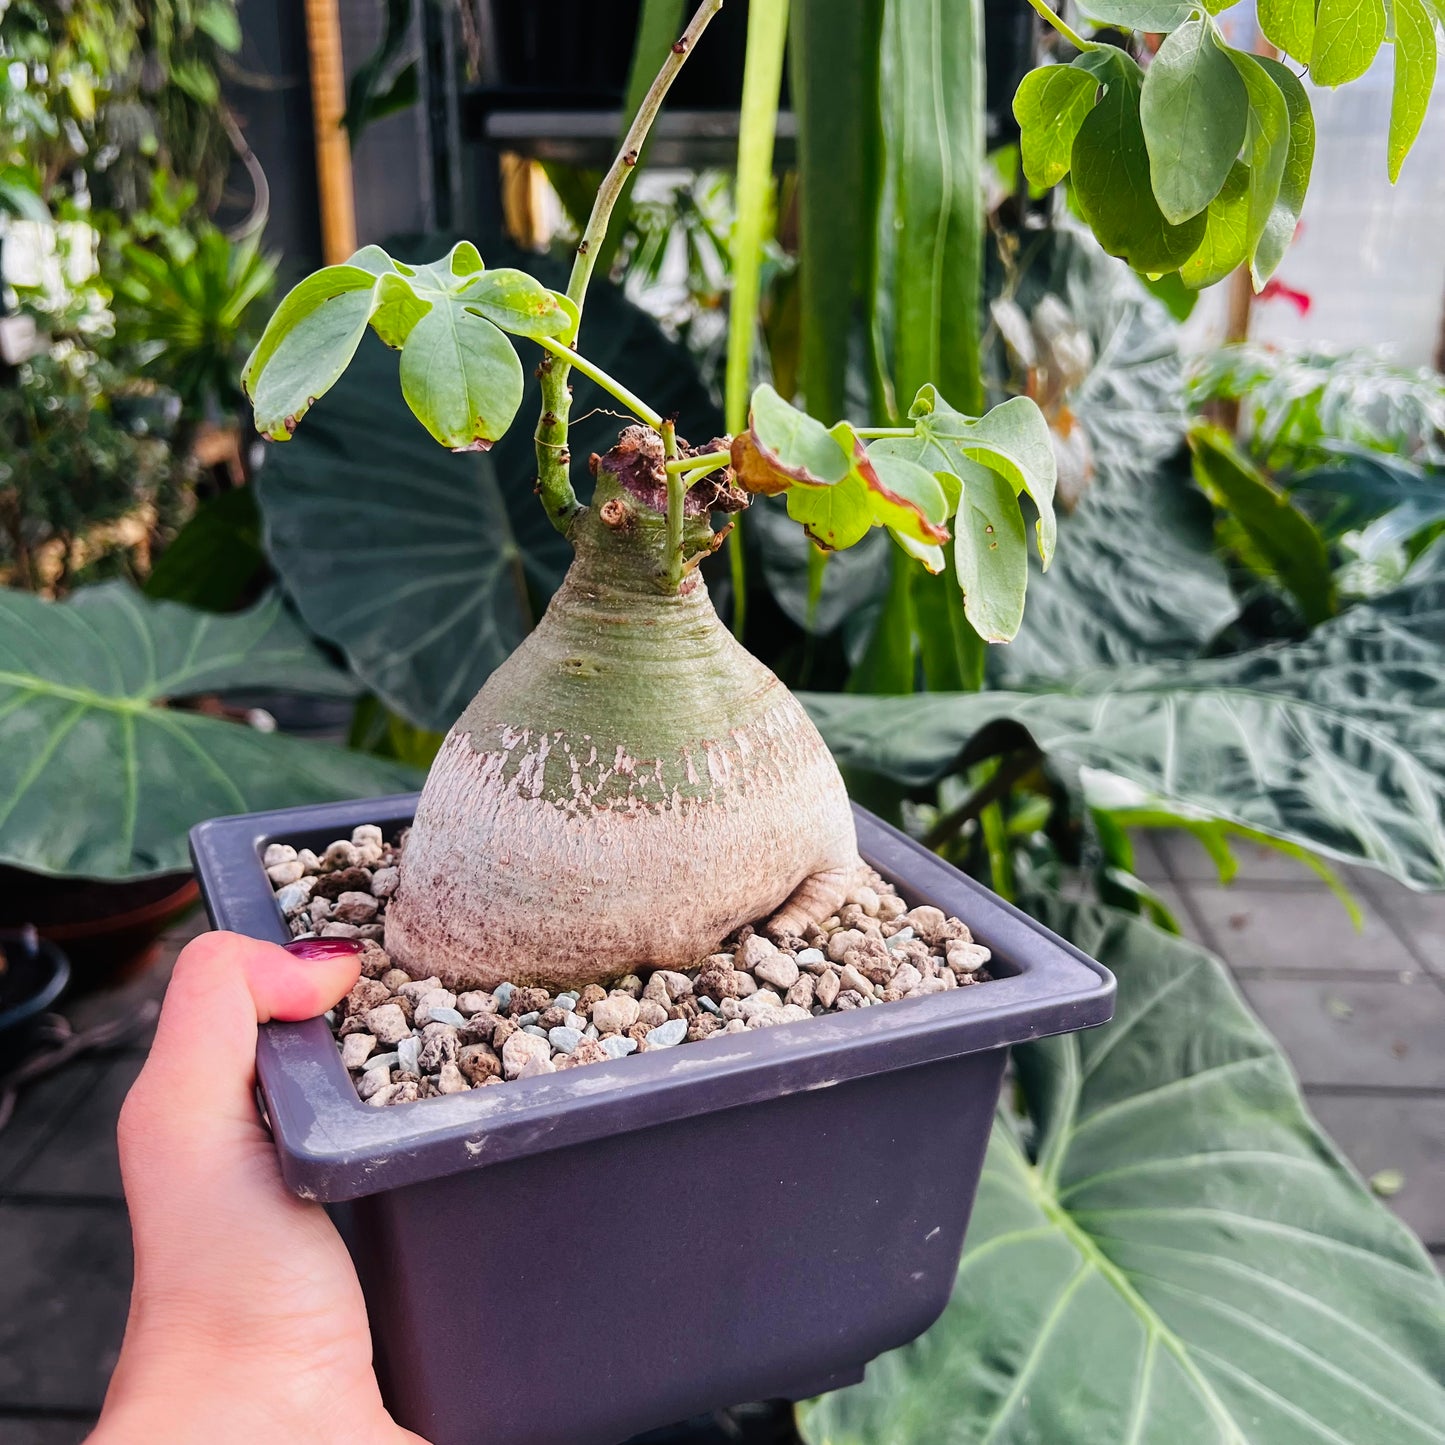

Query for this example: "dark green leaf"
[1389,0,1438,182]
[1311,0,1388,86]
[1252,58,1315,285]
[1014,64,1101,190]
[0,586,419,878]
[398,305,524,451]
[144,488,266,612]
[1189,425,1337,625]
[1071,50,1209,275]
[791,0,884,423]
[881,0,986,412]
[752,501,893,635]
[1258,0,1316,60]
[1140,19,1250,225]
[801,899,1445,1445]
[913,557,987,689]
[804,541,1445,886]
[845,546,916,692]
[1228,51,1290,280]
[1179,161,1251,288]
[341,0,417,142]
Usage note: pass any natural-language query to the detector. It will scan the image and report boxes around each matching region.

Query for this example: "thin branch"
[664,448,732,474]
[922,746,1043,851]
[1024,0,1100,52]
[534,0,725,535]
[537,337,663,428]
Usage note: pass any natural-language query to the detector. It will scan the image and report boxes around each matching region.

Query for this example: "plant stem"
[1023,0,1099,51]
[854,425,916,439]
[536,336,665,429]
[534,0,724,535]
[664,448,731,474]
[660,418,687,589]
[724,0,790,637]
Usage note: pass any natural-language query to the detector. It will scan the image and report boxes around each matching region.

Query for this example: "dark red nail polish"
[284,938,365,959]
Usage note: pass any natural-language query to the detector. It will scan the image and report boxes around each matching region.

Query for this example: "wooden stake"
[304,0,357,264]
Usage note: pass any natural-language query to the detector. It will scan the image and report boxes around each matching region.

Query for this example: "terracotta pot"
[0,866,199,991]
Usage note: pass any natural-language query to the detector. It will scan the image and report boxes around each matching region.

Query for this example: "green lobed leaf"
[1258,0,1317,60]
[1311,0,1388,85]
[952,458,1029,642]
[257,240,722,733]
[0,585,420,878]
[1179,162,1251,288]
[910,388,1058,567]
[803,540,1445,886]
[801,898,1445,1445]
[398,305,524,451]
[1014,64,1101,190]
[1189,424,1337,625]
[1229,51,1290,278]
[1388,0,1438,183]
[732,383,851,495]
[1252,58,1316,285]
[461,268,577,340]
[241,263,381,440]
[1140,18,1251,225]
[369,270,433,350]
[846,435,951,547]
[1070,49,1209,276]
[786,470,876,551]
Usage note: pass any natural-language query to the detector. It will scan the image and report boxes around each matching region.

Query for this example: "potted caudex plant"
[190,6,1112,1443]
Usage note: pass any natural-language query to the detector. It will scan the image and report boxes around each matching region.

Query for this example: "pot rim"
[191,794,1114,1203]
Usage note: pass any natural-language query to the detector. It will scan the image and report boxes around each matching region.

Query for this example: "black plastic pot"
[0,927,70,1061]
[191,794,1113,1445]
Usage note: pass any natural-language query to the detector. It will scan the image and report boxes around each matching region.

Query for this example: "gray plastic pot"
[190,794,1114,1445]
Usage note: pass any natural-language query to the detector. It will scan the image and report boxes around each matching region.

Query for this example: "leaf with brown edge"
[855,441,951,548]
[731,383,851,495]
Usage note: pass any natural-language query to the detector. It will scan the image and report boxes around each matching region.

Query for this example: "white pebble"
[263,843,298,867]
[266,860,305,887]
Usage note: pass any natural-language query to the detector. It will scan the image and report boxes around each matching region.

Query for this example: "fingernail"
[284,938,365,959]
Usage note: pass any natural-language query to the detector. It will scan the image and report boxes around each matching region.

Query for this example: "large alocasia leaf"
[0,585,420,878]
[802,899,1445,1445]
[990,231,1237,682]
[257,237,722,734]
[805,540,1445,887]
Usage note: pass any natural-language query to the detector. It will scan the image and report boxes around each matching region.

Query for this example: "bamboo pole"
[304,0,358,264]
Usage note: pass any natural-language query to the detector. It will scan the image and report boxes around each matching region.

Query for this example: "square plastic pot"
[191,794,1114,1445]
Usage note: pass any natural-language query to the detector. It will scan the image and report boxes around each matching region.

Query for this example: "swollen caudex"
[381,474,862,991]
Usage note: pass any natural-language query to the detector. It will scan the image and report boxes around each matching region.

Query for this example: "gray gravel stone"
[340,1033,377,1070]
[364,1003,410,1045]
[549,1026,583,1054]
[396,1036,420,1074]
[601,1035,638,1059]
[754,953,799,991]
[646,1018,687,1049]
[424,1005,466,1027]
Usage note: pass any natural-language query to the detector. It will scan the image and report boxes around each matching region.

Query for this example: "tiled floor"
[1,845,1442,1442]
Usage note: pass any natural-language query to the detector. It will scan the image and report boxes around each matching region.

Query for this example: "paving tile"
[0,1202,131,1411]
[0,1417,95,1444]
[0,1062,106,1192]
[11,1054,143,1199]
[1306,1094,1445,1248]
[1181,883,1420,976]
[1237,975,1445,1089]
[1351,872,1445,974]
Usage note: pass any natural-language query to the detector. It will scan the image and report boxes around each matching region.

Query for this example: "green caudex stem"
[533,0,724,541]
[1023,0,1099,52]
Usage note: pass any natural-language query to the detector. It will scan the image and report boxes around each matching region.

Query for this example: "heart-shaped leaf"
[1014,64,1101,190]
[0,585,420,878]
[952,459,1029,643]
[1311,0,1388,86]
[1259,0,1317,60]
[801,898,1445,1445]
[1141,18,1250,225]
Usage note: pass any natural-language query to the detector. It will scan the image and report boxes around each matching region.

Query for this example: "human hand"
[92,931,427,1445]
